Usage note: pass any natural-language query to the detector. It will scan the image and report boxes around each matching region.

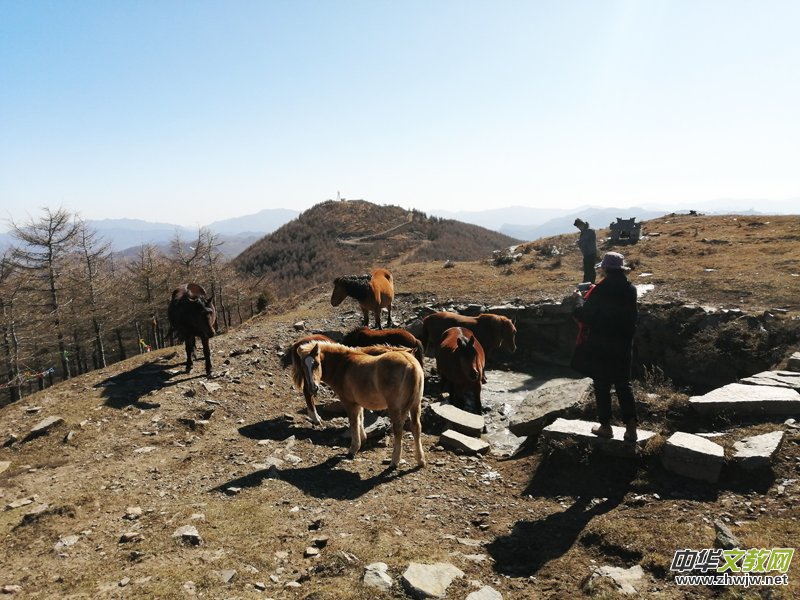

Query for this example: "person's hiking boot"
[591,423,613,438]
[624,420,638,442]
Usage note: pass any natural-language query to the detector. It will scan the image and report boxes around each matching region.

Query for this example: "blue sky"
[1,0,798,227]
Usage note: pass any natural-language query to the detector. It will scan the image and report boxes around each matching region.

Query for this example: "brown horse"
[296,341,425,469]
[420,311,516,358]
[341,326,424,367]
[435,327,486,414]
[167,283,217,377]
[331,268,394,329]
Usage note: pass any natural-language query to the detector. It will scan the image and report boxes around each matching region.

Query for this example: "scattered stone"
[182,581,196,595]
[118,577,130,587]
[217,570,236,584]
[254,581,267,591]
[124,507,143,520]
[63,431,75,443]
[456,537,484,547]
[342,413,390,441]
[429,403,485,437]
[133,446,156,454]
[54,534,80,551]
[689,383,800,416]
[200,381,221,393]
[508,378,592,437]
[541,418,655,457]
[401,562,464,599]
[311,536,329,548]
[740,370,800,391]
[1,585,22,594]
[25,406,42,414]
[293,321,306,330]
[466,586,503,600]
[304,547,320,558]
[119,532,143,544]
[439,429,489,455]
[733,431,784,470]
[583,565,645,596]
[0,461,10,475]
[714,520,741,550]
[364,562,393,591]
[5,497,35,511]
[3,434,17,447]
[173,525,203,546]
[29,416,64,437]
[225,486,242,496]
[661,432,724,483]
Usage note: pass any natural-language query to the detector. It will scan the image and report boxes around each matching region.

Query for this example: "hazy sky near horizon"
[2,1,798,228]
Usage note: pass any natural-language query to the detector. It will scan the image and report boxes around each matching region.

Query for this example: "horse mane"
[334,274,372,301]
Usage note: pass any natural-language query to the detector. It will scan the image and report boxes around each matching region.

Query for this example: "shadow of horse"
[238,417,346,446]
[486,451,638,577]
[211,456,420,500]
[95,358,189,409]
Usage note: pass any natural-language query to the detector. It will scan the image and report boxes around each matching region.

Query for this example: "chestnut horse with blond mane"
[331,268,394,329]
[295,340,425,469]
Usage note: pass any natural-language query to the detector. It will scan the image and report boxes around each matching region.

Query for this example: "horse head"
[502,317,517,352]
[299,342,322,396]
[456,334,481,383]
[330,278,348,306]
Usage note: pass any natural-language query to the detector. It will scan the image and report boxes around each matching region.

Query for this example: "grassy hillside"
[233,200,521,298]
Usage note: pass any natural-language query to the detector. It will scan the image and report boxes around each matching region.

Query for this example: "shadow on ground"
[211,456,420,500]
[95,357,190,409]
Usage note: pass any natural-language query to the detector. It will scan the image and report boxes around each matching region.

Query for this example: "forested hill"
[233,200,521,299]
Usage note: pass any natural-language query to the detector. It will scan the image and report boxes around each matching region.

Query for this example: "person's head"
[596,251,630,274]
[573,218,587,231]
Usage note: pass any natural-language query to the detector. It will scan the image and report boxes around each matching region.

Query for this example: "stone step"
[540,418,655,457]
[508,377,591,438]
[661,432,724,483]
[733,431,784,470]
[439,429,490,455]
[740,370,800,391]
[689,383,800,416]
[429,402,484,437]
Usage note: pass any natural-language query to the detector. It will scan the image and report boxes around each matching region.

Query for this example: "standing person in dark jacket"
[573,251,639,441]
[574,219,597,283]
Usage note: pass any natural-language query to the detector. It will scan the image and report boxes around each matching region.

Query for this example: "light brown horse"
[420,311,516,358]
[296,340,425,469]
[284,333,334,426]
[331,268,395,329]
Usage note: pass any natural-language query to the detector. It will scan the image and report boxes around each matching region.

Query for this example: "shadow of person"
[486,450,638,577]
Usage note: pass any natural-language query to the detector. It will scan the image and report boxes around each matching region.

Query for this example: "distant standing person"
[574,218,597,283]
[573,252,639,441]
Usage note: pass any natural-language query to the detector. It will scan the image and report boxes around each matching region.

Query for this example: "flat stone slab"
[661,432,724,483]
[787,352,800,372]
[509,377,592,437]
[439,429,489,455]
[540,418,655,458]
[740,370,800,390]
[689,383,800,416]
[401,562,464,599]
[733,431,784,470]
[429,402,484,437]
[29,416,64,436]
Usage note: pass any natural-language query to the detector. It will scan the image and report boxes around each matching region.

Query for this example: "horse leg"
[409,401,426,467]
[388,408,405,469]
[344,403,364,458]
[374,307,382,330]
[201,335,212,377]
[385,304,394,328]
[184,338,194,373]
[361,307,370,327]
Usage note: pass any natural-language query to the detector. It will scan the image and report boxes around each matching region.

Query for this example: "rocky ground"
[2,213,800,599]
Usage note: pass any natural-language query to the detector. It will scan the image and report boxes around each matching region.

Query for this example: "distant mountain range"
[1,199,796,257]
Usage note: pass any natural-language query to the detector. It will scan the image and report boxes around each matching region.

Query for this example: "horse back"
[340,349,422,410]
[475,313,516,353]
[421,312,477,355]
[370,268,394,306]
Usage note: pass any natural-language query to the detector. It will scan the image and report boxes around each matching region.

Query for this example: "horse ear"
[207,295,215,306]
[467,336,475,348]
[310,343,320,358]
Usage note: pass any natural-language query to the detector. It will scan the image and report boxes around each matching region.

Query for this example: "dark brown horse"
[295,341,425,469]
[331,268,394,329]
[435,327,486,414]
[420,311,516,358]
[168,283,217,377]
[341,326,424,367]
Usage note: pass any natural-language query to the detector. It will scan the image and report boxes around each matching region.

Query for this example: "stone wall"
[418,300,800,394]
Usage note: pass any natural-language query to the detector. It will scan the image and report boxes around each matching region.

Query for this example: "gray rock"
[364,562,393,591]
[584,565,645,596]
[661,432,724,483]
[342,413,390,440]
[54,534,80,551]
[509,378,592,437]
[733,431,784,470]
[439,429,489,455]
[401,562,464,599]
[2,585,22,594]
[540,418,655,458]
[119,532,143,543]
[0,461,10,474]
[217,570,236,584]
[30,416,64,437]
[740,370,800,390]
[173,525,203,545]
[466,586,503,600]
[689,383,800,416]
[714,520,741,550]
[429,403,485,437]
[787,351,800,372]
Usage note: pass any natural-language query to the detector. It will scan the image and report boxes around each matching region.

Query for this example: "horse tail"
[413,339,425,368]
